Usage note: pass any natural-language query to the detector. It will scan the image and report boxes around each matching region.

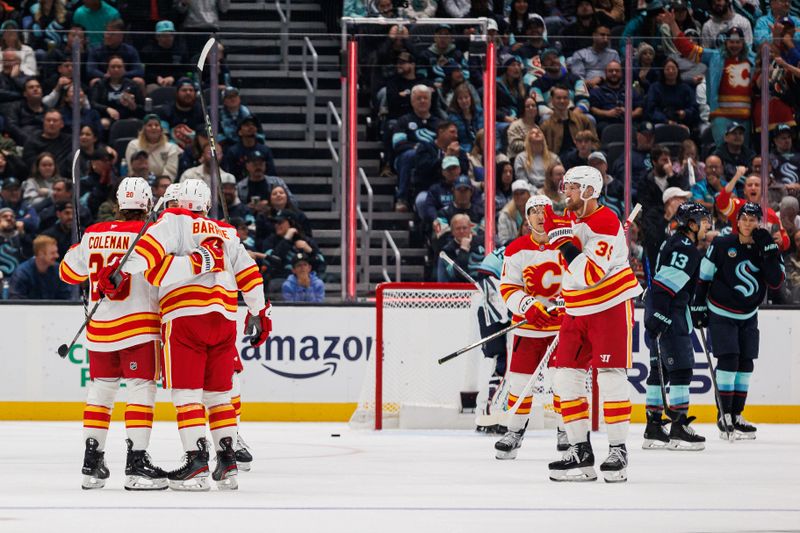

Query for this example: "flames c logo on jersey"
[522,262,562,298]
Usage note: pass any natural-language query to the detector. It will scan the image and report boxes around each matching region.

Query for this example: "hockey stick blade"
[197,37,216,72]
[698,328,734,442]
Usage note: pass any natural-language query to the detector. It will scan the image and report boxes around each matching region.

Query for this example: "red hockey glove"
[245,304,272,347]
[96,259,129,298]
[543,204,574,249]
[522,299,557,329]
[190,237,225,275]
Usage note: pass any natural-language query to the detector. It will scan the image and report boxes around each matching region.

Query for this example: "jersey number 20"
[88,252,132,301]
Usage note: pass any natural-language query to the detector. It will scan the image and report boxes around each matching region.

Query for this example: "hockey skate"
[667,415,705,451]
[717,413,735,441]
[556,428,570,452]
[642,411,670,450]
[475,373,509,434]
[548,441,596,482]
[212,437,239,490]
[168,438,210,491]
[494,426,525,460]
[599,444,628,483]
[733,415,757,440]
[234,433,253,472]
[81,438,110,490]
[124,439,168,490]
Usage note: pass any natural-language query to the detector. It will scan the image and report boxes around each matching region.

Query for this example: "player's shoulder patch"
[84,220,144,234]
[580,206,620,235]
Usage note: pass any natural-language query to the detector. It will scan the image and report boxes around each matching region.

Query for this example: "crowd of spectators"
[0,0,325,303]
[348,0,800,301]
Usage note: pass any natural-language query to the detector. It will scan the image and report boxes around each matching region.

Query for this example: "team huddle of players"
[59,177,272,492]
[493,166,784,482]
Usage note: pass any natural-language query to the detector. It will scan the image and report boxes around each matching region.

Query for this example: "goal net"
[349,282,596,430]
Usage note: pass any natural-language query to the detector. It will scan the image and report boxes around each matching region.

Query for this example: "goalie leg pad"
[597,368,631,446]
[125,378,157,450]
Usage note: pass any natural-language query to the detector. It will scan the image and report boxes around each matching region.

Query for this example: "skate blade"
[642,439,670,450]
[494,448,519,460]
[168,476,210,492]
[215,473,238,491]
[124,475,169,490]
[719,431,736,442]
[81,475,107,490]
[667,439,705,451]
[236,461,252,472]
[548,466,597,482]
[734,431,756,440]
[601,468,627,483]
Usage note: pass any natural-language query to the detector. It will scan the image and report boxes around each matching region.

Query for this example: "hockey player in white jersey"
[98,179,271,491]
[60,177,167,490]
[495,195,565,459]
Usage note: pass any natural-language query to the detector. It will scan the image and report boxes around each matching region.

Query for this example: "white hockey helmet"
[525,194,552,216]
[178,179,211,212]
[116,176,153,211]
[562,165,603,200]
[161,182,181,204]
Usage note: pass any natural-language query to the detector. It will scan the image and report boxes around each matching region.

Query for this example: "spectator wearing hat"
[530,49,590,122]
[156,77,205,150]
[281,252,325,303]
[86,19,145,88]
[610,121,657,197]
[79,147,116,217]
[437,212,485,282]
[662,11,755,146]
[22,109,72,177]
[419,24,468,86]
[755,0,800,49]
[219,173,251,222]
[179,142,235,187]
[222,115,277,179]
[235,149,295,206]
[633,42,660,95]
[414,121,469,201]
[560,129,598,172]
[567,25,619,90]
[542,85,596,157]
[40,200,75,257]
[125,149,155,179]
[140,19,189,92]
[72,0,121,47]
[0,206,28,279]
[770,124,800,190]
[383,50,427,122]
[219,87,253,146]
[496,55,527,127]
[0,177,38,234]
[0,20,37,76]
[714,121,756,183]
[6,77,45,146]
[421,157,462,227]
[589,60,644,134]
[9,234,72,300]
[515,14,550,65]
[639,144,691,218]
[645,57,699,129]
[436,174,485,233]
[641,186,692,271]
[560,0,599,57]
[261,209,324,293]
[89,55,145,129]
[497,179,531,244]
[124,113,181,180]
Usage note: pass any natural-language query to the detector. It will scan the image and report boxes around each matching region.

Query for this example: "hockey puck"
[330,433,340,438]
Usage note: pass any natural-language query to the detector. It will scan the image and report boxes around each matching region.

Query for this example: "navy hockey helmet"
[737,201,763,221]
[674,202,710,227]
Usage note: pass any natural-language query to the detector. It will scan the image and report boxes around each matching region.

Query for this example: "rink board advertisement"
[0,304,798,422]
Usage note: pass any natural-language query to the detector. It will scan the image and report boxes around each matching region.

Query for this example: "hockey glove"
[244,305,272,347]
[644,311,672,338]
[189,237,225,275]
[542,205,574,249]
[522,299,558,329]
[96,259,129,298]
[752,228,779,258]
[690,304,709,328]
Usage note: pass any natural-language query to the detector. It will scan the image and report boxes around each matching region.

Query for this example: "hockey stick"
[438,251,480,287]
[697,327,734,442]
[438,319,528,365]
[71,150,88,317]
[196,37,229,223]
[57,196,166,358]
[505,333,559,414]
[651,333,680,420]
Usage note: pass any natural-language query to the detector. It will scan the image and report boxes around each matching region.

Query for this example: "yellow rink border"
[0,402,798,423]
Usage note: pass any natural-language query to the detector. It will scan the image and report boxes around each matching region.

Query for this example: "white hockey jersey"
[122,208,266,323]
[561,206,642,316]
[59,220,160,352]
[499,235,563,337]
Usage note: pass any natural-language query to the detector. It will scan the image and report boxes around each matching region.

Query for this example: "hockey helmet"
[524,194,552,215]
[178,179,211,212]
[161,182,181,204]
[116,176,153,211]
[562,165,603,200]
[738,201,763,221]
[674,202,710,227]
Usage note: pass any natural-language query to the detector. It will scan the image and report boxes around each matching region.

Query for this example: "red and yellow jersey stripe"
[134,233,166,270]
[236,264,262,293]
[144,255,175,287]
[59,258,88,284]
[86,312,161,344]
[562,268,640,310]
[159,284,238,319]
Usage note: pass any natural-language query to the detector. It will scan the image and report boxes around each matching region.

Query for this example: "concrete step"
[241,87,340,105]
[313,229,410,246]
[218,19,327,33]
[276,158,378,176]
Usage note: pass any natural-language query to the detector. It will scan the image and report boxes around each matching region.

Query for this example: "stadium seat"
[654,124,689,157]
[600,123,624,146]
[109,118,143,147]
[148,86,177,108]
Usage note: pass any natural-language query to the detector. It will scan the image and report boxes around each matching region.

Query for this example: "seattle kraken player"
[643,203,711,451]
[692,202,785,440]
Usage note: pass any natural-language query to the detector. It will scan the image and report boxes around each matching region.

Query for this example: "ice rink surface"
[1,421,799,533]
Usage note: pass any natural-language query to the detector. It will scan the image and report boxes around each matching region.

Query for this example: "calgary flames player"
[543,166,642,483]
[59,177,167,491]
[99,179,271,491]
[495,194,565,460]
